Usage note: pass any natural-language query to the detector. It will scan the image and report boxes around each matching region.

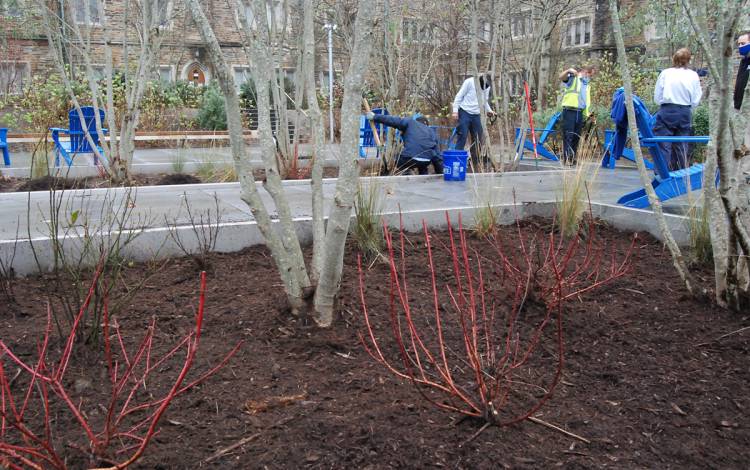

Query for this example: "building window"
[234,66,251,91]
[511,14,531,39]
[75,64,107,80]
[283,69,295,87]
[1,0,23,17]
[564,16,592,47]
[90,65,106,80]
[480,21,492,42]
[157,65,174,83]
[0,62,30,96]
[243,5,256,27]
[644,21,665,42]
[156,0,173,28]
[507,71,524,97]
[73,0,102,25]
[241,1,284,30]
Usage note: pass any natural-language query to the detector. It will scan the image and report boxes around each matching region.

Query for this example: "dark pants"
[396,155,431,175]
[431,156,443,174]
[562,108,584,164]
[653,103,692,170]
[455,108,484,162]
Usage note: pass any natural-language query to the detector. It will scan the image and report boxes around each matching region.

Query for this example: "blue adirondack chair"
[514,112,561,161]
[601,89,654,170]
[50,107,108,167]
[359,108,388,157]
[602,129,655,170]
[613,90,712,209]
[0,128,9,166]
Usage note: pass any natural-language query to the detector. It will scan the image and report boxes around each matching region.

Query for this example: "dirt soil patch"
[157,173,204,185]
[1,221,748,469]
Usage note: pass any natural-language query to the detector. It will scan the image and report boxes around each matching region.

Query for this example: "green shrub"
[8,72,92,132]
[196,85,227,131]
[167,80,204,108]
[693,103,709,136]
[239,80,257,109]
[592,51,658,114]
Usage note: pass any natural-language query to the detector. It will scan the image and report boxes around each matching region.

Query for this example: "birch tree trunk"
[302,0,327,282]
[608,0,697,295]
[36,0,166,182]
[236,0,312,293]
[679,0,750,308]
[185,0,310,313]
[313,0,376,327]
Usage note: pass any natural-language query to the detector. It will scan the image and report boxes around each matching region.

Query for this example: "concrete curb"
[1,197,691,277]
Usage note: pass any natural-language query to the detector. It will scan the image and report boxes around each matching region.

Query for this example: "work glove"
[366,111,375,121]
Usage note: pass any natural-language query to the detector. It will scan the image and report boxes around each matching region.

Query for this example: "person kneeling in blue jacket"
[366,112,442,175]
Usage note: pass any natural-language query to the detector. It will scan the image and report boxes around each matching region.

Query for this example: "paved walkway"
[0,162,703,240]
[1,143,346,178]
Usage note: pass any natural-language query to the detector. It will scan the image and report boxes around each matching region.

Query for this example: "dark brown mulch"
[16,175,89,192]
[157,173,203,185]
[1,221,748,469]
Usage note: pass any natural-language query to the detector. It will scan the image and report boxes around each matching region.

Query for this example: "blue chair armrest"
[49,128,68,144]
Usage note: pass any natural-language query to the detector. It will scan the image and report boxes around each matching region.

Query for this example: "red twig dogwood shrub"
[358,213,634,426]
[0,269,241,469]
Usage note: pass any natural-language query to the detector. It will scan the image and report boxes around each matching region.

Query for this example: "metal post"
[323,23,336,143]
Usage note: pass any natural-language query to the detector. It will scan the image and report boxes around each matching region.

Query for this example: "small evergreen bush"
[196,85,227,131]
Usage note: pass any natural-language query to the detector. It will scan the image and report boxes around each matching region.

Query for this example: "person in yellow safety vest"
[558,64,595,165]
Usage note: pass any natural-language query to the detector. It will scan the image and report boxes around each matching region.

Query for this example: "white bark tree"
[185,0,375,326]
[36,0,170,181]
[608,0,698,296]
[311,2,376,325]
[678,0,750,308]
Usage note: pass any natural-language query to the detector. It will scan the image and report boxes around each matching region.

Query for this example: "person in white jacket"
[452,74,495,161]
[652,48,702,170]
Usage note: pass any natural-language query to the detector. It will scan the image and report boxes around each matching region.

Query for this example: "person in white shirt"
[451,74,495,162]
[653,48,702,170]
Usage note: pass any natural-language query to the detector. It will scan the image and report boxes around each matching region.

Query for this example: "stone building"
[1,0,746,108]
[0,0,317,96]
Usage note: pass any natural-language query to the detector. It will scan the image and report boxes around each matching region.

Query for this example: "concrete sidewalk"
[0,143,347,178]
[0,164,694,240]
[4,162,728,275]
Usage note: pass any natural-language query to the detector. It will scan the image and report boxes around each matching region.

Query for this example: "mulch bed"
[1,220,748,469]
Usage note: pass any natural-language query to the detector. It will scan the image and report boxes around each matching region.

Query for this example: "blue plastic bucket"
[442,150,468,181]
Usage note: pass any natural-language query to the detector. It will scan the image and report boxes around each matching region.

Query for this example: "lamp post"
[323,22,336,143]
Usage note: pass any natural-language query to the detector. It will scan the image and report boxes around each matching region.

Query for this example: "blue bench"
[611,90,712,209]
[514,111,561,161]
[50,107,108,167]
[0,128,9,166]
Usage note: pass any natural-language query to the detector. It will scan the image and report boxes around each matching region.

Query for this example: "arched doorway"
[183,62,207,86]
